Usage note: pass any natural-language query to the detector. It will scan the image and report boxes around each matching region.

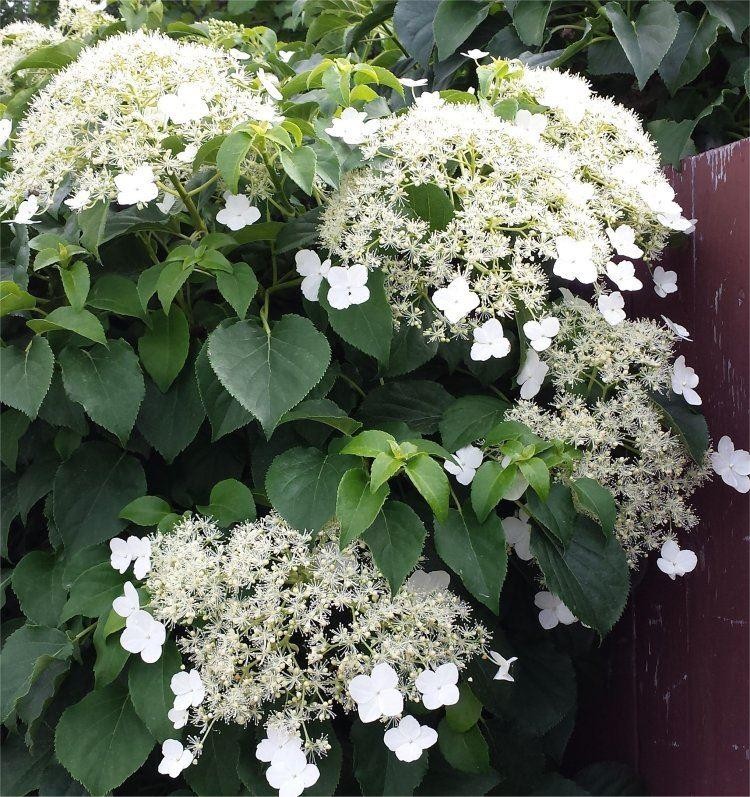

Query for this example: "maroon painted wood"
[568,139,750,796]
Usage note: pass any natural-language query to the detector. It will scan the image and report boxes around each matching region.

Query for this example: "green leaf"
[433,0,491,60]
[53,441,146,551]
[279,398,362,436]
[136,370,205,463]
[87,274,146,319]
[60,261,90,311]
[217,130,254,194]
[352,718,428,796]
[0,409,29,471]
[280,145,317,194]
[119,495,171,526]
[321,269,393,365]
[0,733,53,797]
[195,342,253,441]
[55,684,155,796]
[197,478,256,527]
[266,447,357,533]
[651,391,709,463]
[59,340,145,444]
[571,478,617,536]
[404,183,455,231]
[438,719,490,774]
[658,11,721,94]
[11,551,66,627]
[138,306,189,393]
[371,451,403,491]
[0,336,54,419]
[506,0,552,46]
[12,39,83,72]
[93,609,130,687]
[275,207,324,253]
[404,454,450,520]
[445,683,482,733]
[28,306,107,346]
[184,725,242,796]
[208,315,330,436]
[337,468,389,547]
[0,280,36,317]
[471,461,518,522]
[156,259,193,313]
[440,395,509,452]
[518,457,550,501]
[128,638,183,742]
[341,429,397,458]
[703,0,750,41]
[531,516,630,635]
[603,1,680,89]
[77,201,109,256]
[61,562,124,621]
[434,507,506,613]
[385,321,438,377]
[359,380,453,435]
[524,483,577,547]
[216,262,258,320]
[364,500,427,593]
[0,624,73,722]
[394,0,438,67]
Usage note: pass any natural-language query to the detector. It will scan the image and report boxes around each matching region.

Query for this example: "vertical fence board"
[567,139,749,796]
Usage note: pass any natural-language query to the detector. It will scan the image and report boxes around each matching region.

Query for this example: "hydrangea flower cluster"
[142,513,488,788]
[504,294,711,564]
[318,61,692,346]
[0,30,280,213]
[55,0,116,37]
[0,21,65,95]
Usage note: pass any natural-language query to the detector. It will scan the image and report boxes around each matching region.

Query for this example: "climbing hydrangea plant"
[1,2,747,797]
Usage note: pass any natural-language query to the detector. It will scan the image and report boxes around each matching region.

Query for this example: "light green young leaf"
[216,261,258,320]
[28,306,107,346]
[404,453,450,521]
[60,261,90,311]
[337,468,389,547]
[470,461,518,522]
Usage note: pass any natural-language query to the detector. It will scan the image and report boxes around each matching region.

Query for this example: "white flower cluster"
[143,513,488,789]
[488,62,696,237]
[0,30,280,213]
[318,63,693,345]
[56,0,115,37]
[0,21,65,95]
[506,326,711,565]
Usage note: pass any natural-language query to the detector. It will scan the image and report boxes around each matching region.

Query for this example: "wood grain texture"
[567,139,749,796]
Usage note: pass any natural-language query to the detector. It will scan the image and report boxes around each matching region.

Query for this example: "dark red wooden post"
[567,139,750,796]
